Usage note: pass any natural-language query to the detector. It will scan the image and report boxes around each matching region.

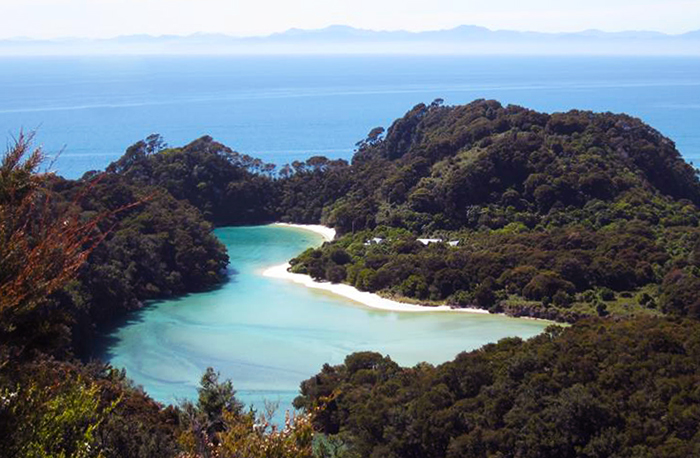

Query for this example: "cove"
[99,225,549,413]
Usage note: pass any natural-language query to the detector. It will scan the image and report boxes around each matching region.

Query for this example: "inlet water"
[100,225,549,414]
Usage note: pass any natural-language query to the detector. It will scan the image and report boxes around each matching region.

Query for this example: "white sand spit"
[262,263,490,314]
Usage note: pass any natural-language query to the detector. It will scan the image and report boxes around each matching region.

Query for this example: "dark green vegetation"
[0,354,314,458]
[106,133,352,226]
[0,356,181,458]
[289,100,700,322]
[49,173,229,355]
[4,98,700,457]
[105,135,279,225]
[295,318,700,458]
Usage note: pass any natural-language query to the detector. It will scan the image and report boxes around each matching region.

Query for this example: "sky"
[0,0,698,39]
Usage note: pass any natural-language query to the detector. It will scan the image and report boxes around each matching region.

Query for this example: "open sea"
[0,55,698,178]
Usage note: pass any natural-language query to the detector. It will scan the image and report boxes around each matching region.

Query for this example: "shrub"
[523,272,575,301]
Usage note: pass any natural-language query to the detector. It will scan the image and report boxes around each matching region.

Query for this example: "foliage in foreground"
[0,133,111,351]
[0,349,185,458]
[0,356,321,458]
[177,368,317,458]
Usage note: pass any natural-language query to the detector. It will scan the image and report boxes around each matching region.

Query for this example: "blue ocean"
[1,55,698,178]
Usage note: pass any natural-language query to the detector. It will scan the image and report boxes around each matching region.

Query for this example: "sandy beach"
[265,222,489,314]
[270,222,336,242]
[262,262,490,315]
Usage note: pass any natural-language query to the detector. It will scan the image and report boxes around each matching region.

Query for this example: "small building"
[417,238,443,245]
[448,240,460,247]
[364,237,385,246]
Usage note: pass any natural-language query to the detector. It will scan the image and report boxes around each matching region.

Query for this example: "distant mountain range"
[2,25,699,55]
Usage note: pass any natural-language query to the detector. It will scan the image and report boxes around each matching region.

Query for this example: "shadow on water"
[86,265,240,363]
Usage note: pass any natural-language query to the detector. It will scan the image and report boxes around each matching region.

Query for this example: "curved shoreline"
[270,223,336,242]
[262,263,490,315]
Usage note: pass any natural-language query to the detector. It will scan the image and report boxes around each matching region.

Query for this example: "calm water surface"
[0,56,698,178]
[99,226,548,413]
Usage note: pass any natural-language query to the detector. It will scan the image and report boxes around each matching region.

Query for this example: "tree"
[179,368,317,458]
[198,368,244,425]
[0,133,111,334]
[523,272,575,302]
[0,373,114,458]
[474,277,497,308]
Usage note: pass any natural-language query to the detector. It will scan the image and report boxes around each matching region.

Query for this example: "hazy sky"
[1,0,698,39]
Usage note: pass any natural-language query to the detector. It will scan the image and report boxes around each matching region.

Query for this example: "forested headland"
[2,99,700,457]
[287,100,700,322]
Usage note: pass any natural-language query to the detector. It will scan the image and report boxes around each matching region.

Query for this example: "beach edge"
[270,222,336,242]
[262,262,490,315]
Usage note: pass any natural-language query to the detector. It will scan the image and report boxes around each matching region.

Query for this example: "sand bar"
[270,223,336,242]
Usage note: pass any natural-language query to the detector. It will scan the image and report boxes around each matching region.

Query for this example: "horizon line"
[4,23,700,42]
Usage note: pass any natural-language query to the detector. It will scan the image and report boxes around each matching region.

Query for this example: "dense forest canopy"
[3,99,700,457]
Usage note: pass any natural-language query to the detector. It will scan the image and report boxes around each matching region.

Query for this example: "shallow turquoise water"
[100,225,549,413]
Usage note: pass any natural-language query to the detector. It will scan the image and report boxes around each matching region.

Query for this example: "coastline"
[270,222,336,242]
[262,263,490,315]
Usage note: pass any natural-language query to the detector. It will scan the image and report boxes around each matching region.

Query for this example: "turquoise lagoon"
[101,225,549,413]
